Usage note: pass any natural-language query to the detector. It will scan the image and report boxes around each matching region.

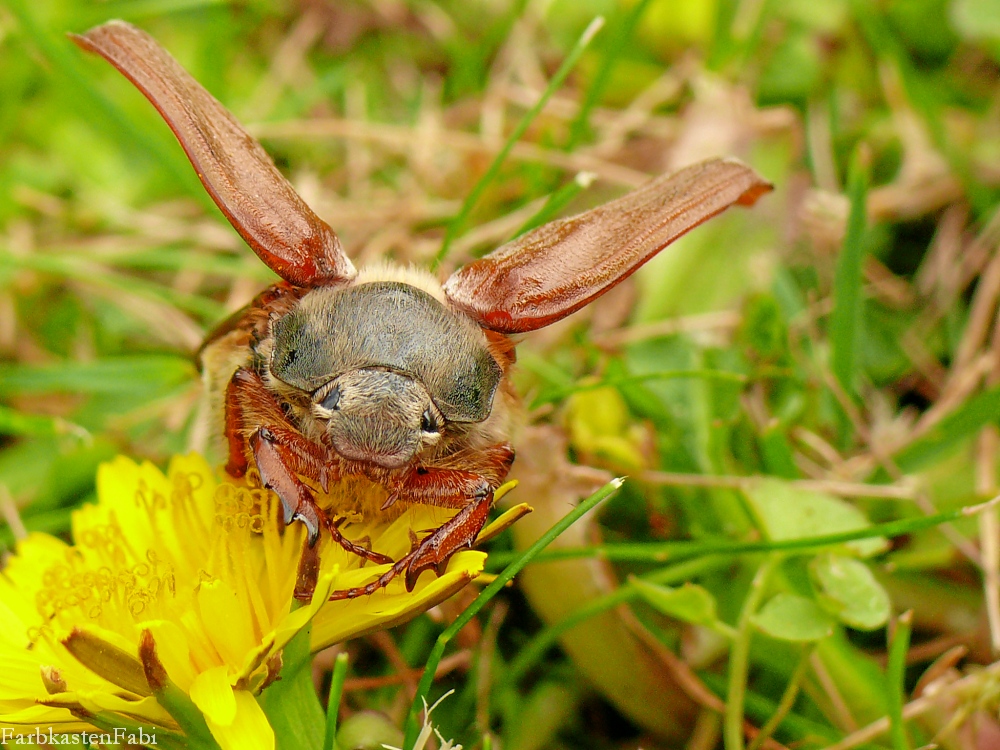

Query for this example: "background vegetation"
[3,0,1000,747]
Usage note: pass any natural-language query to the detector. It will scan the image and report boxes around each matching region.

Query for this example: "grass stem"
[432,17,605,270]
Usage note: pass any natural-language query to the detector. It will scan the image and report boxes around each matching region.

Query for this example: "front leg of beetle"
[327,478,494,601]
[225,369,392,565]
[327,443,515,600]
[398,443,514,589]
[225,368,331,540]
[398,476,495,591]
[251,425,328,544]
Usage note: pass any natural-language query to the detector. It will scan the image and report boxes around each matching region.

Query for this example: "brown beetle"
[72,21,772,601]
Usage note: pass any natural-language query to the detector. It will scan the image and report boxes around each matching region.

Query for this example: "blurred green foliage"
[3,0,1000,748]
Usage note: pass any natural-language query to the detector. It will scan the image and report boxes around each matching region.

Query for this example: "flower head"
[0,454,487,749]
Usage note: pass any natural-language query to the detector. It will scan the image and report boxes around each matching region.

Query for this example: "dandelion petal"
[189,665,236,725]
[207,690,275,750]
[142,621,197,690]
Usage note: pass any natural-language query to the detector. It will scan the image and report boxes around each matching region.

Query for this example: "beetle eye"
[420,409,439,434]
[321,386,341,411]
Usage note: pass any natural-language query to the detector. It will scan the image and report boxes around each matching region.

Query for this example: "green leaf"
[743,477,889,557]
[751,593,835,642]
[740,294,788,360]
[630,578,718,626]
[258,619,324,750]
[757,30,823,103]
[565,385,647,469]
[810,553,891,631]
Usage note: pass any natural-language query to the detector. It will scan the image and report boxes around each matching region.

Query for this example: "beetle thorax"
[265,281,502,468]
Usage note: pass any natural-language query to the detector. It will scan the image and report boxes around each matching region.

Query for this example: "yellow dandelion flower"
[0,454,489,749]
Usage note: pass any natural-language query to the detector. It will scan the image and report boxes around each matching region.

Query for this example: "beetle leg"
[328,519,379,566]
[401,479,495,591]
[322,516,393,566]
[292,523,395,600]
[251,426,393,567]
[399,443,516,507]
[225,369,391,566]
[251,425,326,544]
[223,371,252,479]
[224,368,331,486]
[327,484,494,601]
[327,442,515,600]
[294,538,322,602]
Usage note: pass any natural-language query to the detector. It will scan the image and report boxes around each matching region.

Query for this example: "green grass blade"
[0,355,195,397]
[0,249,226,319]
[432,17,605,270]
[887,611,913,750]
[892,386,1000,473]
[566,0,653,148]
[850,0,994,218]
[701,672,870,748]
[501,556,727,690]
[725,555,780,750]
[0,405,88,439]
[829,147,869,397]
[485,499,995,567]
[74,0,228,24]
[746,646,813,750]
[6,0,213,209]
[402,477,623,748]
[323,652,349,750]
[509,172,595,240]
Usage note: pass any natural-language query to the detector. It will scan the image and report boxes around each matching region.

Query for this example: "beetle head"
[311,369,443,468]
[267,281,502,470]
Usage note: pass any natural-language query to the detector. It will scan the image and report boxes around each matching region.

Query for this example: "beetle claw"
[403,552,437,592]
[294,511,321,547]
